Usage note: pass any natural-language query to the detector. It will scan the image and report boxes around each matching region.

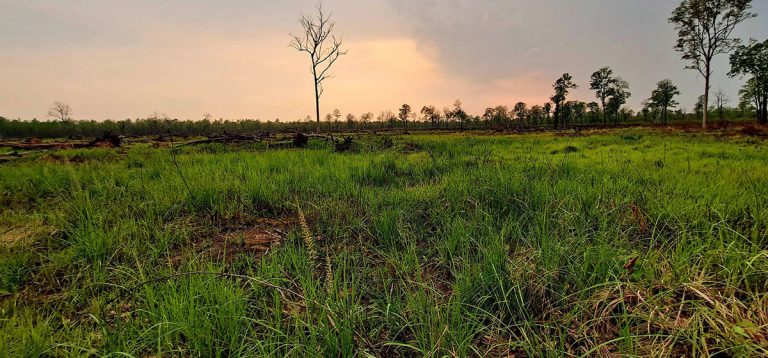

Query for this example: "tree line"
[0,93,755,140]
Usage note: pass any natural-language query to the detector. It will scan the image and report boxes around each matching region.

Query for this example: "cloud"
[1,0,767,120]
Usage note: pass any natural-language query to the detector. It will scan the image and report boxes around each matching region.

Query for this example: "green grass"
[1,129,767,357]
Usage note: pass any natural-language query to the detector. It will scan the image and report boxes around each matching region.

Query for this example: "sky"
[1,0,767,121]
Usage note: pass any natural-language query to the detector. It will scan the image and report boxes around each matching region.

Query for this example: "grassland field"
[1,128,767,357]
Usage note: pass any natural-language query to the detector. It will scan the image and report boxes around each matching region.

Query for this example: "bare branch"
[47,101,72,122]
[289,1,347,132]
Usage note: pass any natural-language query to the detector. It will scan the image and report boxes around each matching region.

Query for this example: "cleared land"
[1,128,767,356]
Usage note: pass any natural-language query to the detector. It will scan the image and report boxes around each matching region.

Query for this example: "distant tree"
[345,113,356,128]
[694,95,706,118]
[590,67,615,123]
[738,89,755,116]
[713,89,729,120]
[570,101,587,125]
[420,105,441,127]
[560,102,574,125]
[360,112,374,124]
[378,110,397,126]
[543,103,552,125]
[203,112,214,121]
[332,109,342,122]
[550,74,578,129]
[48,102,72,122]
[529,105,545,126]
[605,78,631,125]
[512,102,528,126]
[0,116,6,139]
[560,101,586,125]
[640,100,655,122]
[446,100,469,128]
[619,107,634,123]
[398,104,412,129]
[729,39,768,123]
[738,78,763,121]
[455,100,469,127]
[669,0,755,129]
[482,106,509,129]
[482,108,494,126]
[586,102,601,123]
[290,2,347,132]
[648,79,681,124]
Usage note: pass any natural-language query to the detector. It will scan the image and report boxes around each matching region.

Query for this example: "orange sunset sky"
[1,0,767,121]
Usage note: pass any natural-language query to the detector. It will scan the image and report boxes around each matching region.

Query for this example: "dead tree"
[290,2,347,133]
[48,102,72,122]
[714,89,729,121]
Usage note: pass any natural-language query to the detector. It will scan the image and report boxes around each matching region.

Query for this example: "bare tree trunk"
[601,100,606,124]
[315,90,321,133]
[702,66,710,129]
[313,65,321,133]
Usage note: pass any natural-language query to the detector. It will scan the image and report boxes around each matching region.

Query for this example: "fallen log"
[82,132,122,148]
[1,132,122,150]
[1,142,79,150]
[178,132,326,149]
[0,152,23,163]
[177,134,265,147]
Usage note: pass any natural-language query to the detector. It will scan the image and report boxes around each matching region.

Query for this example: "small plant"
[382,136,394,149]
[295,201,317,264]
[324,253,333,294]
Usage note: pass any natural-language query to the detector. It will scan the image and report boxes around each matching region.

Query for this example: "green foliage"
[730,39,768,123]
[0,309,52,357]
[670,0,755,72]
[647,79,681,124]
[730,39,768,80]
[0,248,32,294]
[130,273,252,356]
[606,78,632,125]
[398,103,412,129]
[590,66,615,123]
[551,73,578,128]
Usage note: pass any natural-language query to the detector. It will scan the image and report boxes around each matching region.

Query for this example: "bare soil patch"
[169,213,293,266]
[209,217,291,262]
